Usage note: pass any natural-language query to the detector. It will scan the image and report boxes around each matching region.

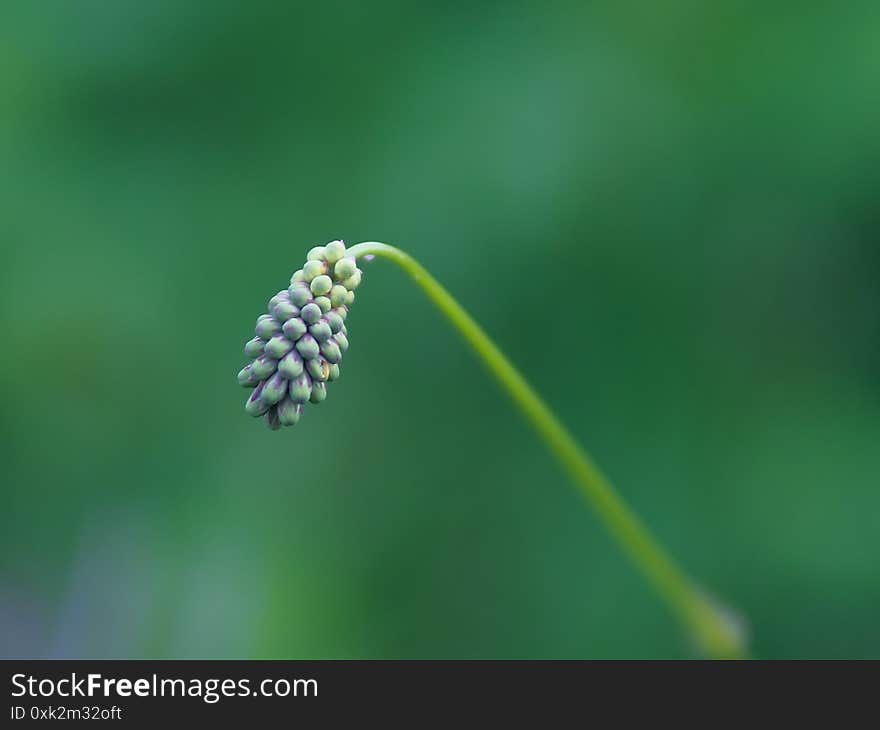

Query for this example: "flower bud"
[289,372,312,403]
[277,397,302,426]
[255,314,281,339]
[239,240,361,427]
[282,317,307,341]
[260,371,288,405]
[268,290,290,310]
[320,339,342,364]
[309,320,332,342]
[334,257,357,281]
[295,334,320,360]
[264,406,282,430]
[245,383,271,416]
[237,364,258,387]
[264,334,294,359]
[310,274,333,296]
[244,337,265,358]
[300,302,322,325]
[330,285,348,307]
[289,282,313,307]
[250,354,277,380]
[309,382,327,404]
[315,296,332,313]
[342,269,362,291]
[303,260,327,282]
[278,350,304,379]
[324,311,343,334]
[324,240,346,265]
[306,357,330,382]
[271,300,299,322]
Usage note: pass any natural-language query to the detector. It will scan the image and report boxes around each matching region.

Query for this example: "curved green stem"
[349,241,747,659]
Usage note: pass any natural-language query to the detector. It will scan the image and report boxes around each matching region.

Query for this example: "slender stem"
[349,241,747,659]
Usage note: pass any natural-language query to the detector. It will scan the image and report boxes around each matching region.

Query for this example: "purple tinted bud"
[300,302,322,325]
[306,357,330,382]
[244,337,265,358]
[295,334,320,360]
[282,317,307,341]
[277,397,302,426]
[268,290,290,310]
[278,350,304,379]
[237,364,259,387]
[289,282,313,307]
[320,339,342,364]
[289,372,312,403]
[271,300,299,322]
[264,334,294,359]
[251,354,277,380]
[255,314,281,339]
[261,371,288,405]
[309,321,332,342]
[245,383,271,417]
[309,382,327,404]
[264,406,282,430]
[324,311,343,334]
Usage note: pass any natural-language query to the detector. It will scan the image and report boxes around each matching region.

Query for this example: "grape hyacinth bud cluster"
[237,240,362,429]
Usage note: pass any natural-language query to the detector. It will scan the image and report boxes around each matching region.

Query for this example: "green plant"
[238,239,748,659]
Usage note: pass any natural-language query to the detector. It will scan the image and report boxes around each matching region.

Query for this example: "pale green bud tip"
[238,238,362,428]
[315,296,332,313]
[324,240,346,264]
[334,257,357,281]
[303,259,327,282]
[310,275,333,296]
[342,269,362,291]
[330,285,348,307]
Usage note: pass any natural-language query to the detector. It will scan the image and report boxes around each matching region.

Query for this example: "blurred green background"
[1,1,878,659]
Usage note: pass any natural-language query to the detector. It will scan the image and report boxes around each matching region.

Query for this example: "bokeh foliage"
[1,1,878,658]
